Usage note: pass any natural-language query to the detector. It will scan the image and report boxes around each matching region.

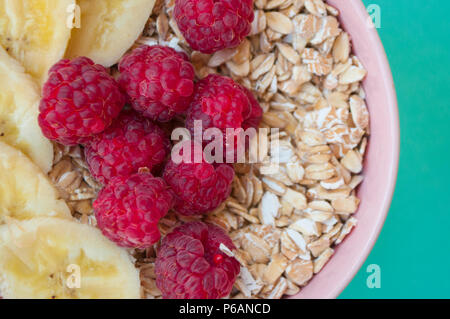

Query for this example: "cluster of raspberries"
[38,0,258,299]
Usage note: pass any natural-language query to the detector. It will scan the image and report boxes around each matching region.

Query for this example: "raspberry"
[174,0,254,54]
[118,45,195,122]
[85,110,170,185]
[185,74,262,162]
[38,57,125,145]
[155,221,240,299]
[93,172,173,248]
[163,141,234,216]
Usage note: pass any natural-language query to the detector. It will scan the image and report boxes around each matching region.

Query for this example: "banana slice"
[0,0,75,84]
[0,141,71,224]
[0,218,141,299]
[0,45,53,173]
[66,0,156,67]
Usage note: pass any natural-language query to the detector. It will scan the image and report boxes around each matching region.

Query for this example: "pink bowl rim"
[291,0,400,299]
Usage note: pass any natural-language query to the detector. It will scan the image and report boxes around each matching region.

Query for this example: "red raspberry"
[118,45,195,122]
[85,110,170,185]
[38,57,125,145]
[93,172,173,248]
[155,221,240,299]
[163,141,234,216]
[185,74,262,162]
[174,0,254,54]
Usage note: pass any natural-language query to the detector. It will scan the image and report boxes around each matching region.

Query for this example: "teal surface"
[339,0,450,298]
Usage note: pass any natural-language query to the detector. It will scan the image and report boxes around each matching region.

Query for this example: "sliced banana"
[0,45,53,173]
[0,0,74,84]
[0,141,71,225]
[0,218,141,299]
[66,0,156,67]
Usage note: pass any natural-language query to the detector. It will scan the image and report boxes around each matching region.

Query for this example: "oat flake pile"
[49,0,370,299]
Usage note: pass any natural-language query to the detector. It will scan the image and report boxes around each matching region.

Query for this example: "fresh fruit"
[93,172,173,248]
[0,0,75,84]
[0,141,71,225]
[155,221,240,299]
[0,218,140,299]
[0,45,53,173]
[66,0,156,67]
[85,110,170,185]
[174,0,254,54]
[185,74,262,162]
[38,57,125,146]
[163,141,234,216]
[118,45,195,122]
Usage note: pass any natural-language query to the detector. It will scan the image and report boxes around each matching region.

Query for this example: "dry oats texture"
[49,0,370,299]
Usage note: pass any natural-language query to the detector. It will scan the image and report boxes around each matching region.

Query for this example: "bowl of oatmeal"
[131,0,399,299]
[0,0,399,299]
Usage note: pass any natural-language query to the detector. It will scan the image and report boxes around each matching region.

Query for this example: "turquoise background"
[339,0,450,298]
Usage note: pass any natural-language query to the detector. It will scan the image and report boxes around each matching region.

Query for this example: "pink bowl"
[293,0,400,299]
